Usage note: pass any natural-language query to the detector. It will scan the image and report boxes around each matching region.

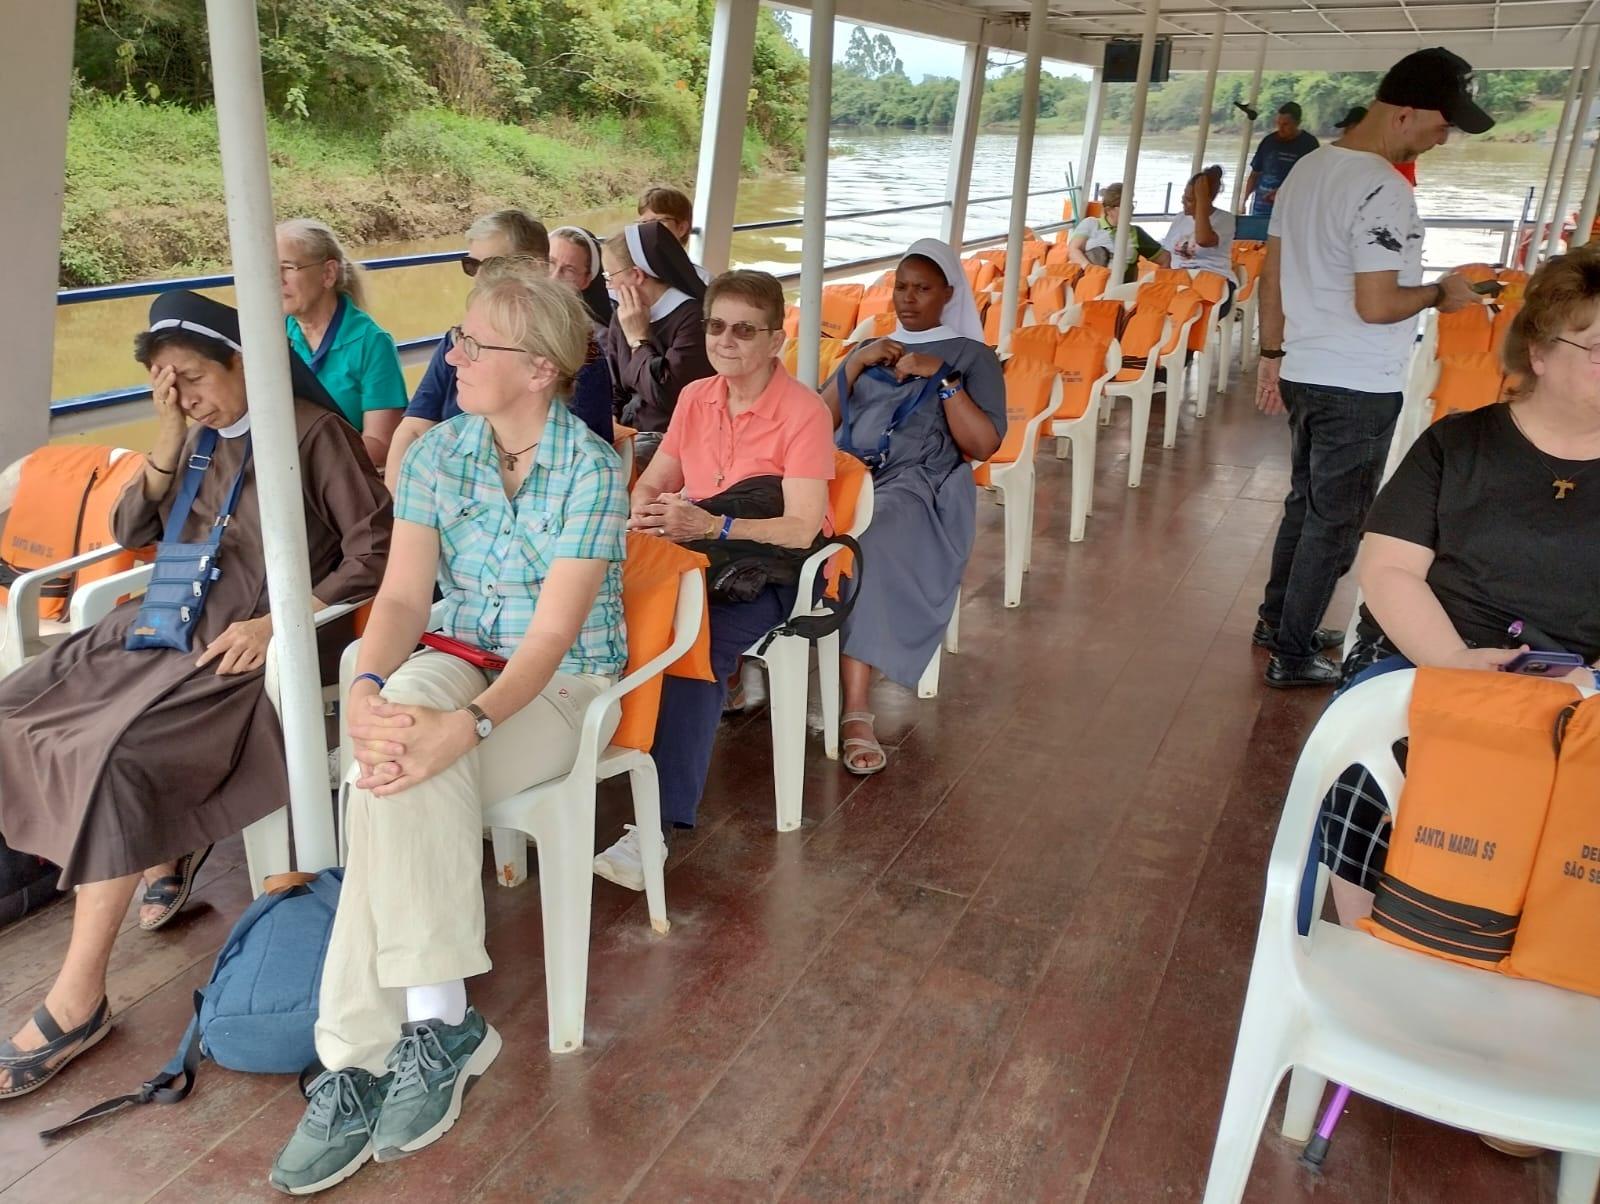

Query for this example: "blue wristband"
[352,672,386,693]
[718,514,734,541]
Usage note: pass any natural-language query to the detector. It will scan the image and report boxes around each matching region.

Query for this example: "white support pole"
[796,0,835,388]
[998,0,1050,351]
[1575,122,1600,249]
[204,0,335,872]
[0,0,73,467]
[1544,27,1600,262]
[1078,66,1106,213]
[1529,28,1588,260]
[942,38,988,247]
[1190,9,1226,178]
[691,0,759,274]
[1231,36,1267,214]
[1109,0,1163,286]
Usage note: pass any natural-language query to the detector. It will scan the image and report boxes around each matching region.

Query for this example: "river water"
[54,130,1549,410]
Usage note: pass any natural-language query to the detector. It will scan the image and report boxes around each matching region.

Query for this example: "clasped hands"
[854,339,944,383]
[347,683,477,797]
[629,492,716,542]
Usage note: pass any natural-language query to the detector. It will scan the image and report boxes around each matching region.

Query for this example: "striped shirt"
[393,402,627,675]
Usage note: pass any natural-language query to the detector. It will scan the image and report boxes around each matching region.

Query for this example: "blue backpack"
[42,868,342,1139]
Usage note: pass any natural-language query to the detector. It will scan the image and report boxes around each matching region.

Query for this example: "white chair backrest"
[1102,282,1141,307]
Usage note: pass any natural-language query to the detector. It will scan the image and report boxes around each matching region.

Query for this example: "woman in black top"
[1322,247,1600,922]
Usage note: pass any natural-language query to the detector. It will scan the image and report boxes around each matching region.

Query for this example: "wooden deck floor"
[0,374,1562,1203]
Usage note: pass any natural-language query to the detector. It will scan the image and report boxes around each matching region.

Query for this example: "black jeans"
[1259,379,1401,662]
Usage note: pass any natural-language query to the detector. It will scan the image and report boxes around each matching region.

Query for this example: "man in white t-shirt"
[1254,48,1488,687]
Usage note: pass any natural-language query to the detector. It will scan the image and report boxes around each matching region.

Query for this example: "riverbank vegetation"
[834,57,1572,143]
[64,0,808,284]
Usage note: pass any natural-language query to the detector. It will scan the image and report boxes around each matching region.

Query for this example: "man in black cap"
[1335,105,1419,185]
[1242,101,1318,218]
[1252,48,1490,687]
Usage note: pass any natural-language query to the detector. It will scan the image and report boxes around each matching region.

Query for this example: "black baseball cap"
[1335,105,1368,129]
[1277,101,1303,122]
[1376,47,1494,134]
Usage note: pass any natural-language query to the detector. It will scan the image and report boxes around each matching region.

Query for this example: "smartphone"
[1471,280,1506,297]
[1502,650,1588,677]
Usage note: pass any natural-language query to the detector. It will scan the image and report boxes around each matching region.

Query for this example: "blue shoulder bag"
[124,426,252,652]
[833,362,948,470]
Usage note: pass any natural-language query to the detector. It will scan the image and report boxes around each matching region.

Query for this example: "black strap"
[38,990,204,1142]
[753,534,864,656]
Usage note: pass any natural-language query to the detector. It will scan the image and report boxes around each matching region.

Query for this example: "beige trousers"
[315,650,613,1074]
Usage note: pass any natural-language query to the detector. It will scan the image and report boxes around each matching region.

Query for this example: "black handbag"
[125,428,252,653]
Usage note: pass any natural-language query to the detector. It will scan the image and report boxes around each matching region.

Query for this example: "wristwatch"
[464,702,493,742]
[938,370,964,400]
[1259,348,1286,360]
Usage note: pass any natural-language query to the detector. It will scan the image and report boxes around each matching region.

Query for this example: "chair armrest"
[67,558,154,631]
[792,539,849,621]
[570,567,707,775]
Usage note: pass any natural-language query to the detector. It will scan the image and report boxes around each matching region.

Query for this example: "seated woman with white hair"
[277,218,408,467]
[819,238,1005,776]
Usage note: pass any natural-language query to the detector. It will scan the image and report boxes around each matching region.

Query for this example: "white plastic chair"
[72,559,366,897]
[916,587,960,700]
[1051,337,1123,542]
[987,367,1059,608]
[1203,669,1600,1204]
[1101,312,1173,490]
[744,471,875,832]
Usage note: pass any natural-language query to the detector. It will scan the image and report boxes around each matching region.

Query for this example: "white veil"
[891,237,985,345]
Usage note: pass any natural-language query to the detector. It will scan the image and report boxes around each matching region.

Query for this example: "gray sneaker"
[270,1067,390,1195]
[371,1007,501,1162]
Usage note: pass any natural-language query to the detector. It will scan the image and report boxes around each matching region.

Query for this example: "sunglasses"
[461,253,548,278]
[706,318,778,341]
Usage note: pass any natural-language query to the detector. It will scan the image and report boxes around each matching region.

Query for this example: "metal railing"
[46,182,1535,424]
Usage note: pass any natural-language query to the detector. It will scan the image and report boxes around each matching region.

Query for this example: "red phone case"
[419,632,508,672]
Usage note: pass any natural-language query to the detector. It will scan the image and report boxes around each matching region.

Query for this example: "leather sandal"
[840,710,887,776]
[138,844,213,932]
[0,997,113,1099]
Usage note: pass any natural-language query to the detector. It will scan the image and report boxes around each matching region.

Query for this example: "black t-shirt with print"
[1357,403,1600,662]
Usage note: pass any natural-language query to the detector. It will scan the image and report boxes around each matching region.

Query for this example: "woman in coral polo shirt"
[594,270,835,889]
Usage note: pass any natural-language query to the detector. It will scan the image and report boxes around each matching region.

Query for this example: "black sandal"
[138,844,213,932]
[0,997,113,1099]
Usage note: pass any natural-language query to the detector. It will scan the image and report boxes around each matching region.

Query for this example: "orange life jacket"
[0,446,148,623]
[1359,669,1578,969]
[1502,694,1600,996]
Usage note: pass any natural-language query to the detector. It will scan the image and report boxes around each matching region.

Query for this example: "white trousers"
[314,651,612,1074]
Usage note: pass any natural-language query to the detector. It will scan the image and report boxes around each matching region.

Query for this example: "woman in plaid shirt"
[271,264,627,1194]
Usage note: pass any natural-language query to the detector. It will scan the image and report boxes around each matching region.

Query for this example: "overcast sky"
[780,13,1094,83]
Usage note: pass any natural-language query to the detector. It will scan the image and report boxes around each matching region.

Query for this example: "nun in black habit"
[600,220,715,464]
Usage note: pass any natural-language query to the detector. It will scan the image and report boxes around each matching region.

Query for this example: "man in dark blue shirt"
[1244,102,1319,218]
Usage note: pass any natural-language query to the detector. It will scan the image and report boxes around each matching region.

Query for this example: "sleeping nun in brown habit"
[0,291,391,889]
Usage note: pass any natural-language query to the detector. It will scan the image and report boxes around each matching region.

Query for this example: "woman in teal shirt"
[278,218,408,469]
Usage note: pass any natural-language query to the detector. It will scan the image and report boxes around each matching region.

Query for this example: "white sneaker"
[593,825,666,892]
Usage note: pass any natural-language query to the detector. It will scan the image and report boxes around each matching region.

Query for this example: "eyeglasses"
[279,261,325,277]
[461,253,548,278]
[1553,336,1600,364]
[705,318,778,340]
[448,325,524,362]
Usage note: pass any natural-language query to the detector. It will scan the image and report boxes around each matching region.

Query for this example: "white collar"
[649,288,692,322]
[890,323,963,346]
[217,413,252,440]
